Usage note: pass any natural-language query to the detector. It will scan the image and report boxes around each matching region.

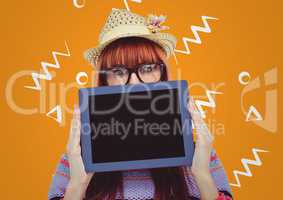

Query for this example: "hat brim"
[83,32,177,68]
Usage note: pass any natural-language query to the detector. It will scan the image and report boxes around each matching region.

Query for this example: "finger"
[68,104,81,149]
[72,104,81,147]
[188,97,202,121]
[188,97,204,127]
[189,97,214,141]
[189,98,201,141]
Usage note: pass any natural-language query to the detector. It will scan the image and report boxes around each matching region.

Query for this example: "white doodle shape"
[25,41,71,91]
[174,16,218,55]
[124,0,142,11]
[195,90,222,119]
[76,71,88,85]
[240,67,277,132]
[238,71,251,85]
[46,105,62,124]
[230,148,268,188]
[25,41,71,90]
[73,0,85,8]
[245,105,263,121]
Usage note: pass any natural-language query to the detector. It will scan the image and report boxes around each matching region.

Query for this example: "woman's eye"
[140,64,155,73]
[112,68,126,76]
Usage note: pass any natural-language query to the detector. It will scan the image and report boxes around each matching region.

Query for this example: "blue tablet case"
[79,80,194,172]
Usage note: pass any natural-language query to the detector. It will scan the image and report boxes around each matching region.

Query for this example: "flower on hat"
[146,14,169,33]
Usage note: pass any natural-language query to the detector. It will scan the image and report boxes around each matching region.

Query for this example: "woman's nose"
[128,72,141,84]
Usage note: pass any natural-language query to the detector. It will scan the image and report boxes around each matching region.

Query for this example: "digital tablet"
[79,80,194,172]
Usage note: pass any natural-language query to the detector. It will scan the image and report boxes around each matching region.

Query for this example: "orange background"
[1,0,282,199]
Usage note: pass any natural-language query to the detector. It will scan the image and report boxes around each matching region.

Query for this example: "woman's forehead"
[99,38,165,68]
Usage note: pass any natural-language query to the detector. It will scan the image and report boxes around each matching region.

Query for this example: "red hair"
[85,37,191,200]
[97,36,168,86]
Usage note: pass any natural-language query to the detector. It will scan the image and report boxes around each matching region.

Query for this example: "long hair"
[84,37,190,200]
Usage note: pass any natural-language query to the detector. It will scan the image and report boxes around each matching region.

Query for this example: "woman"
[48,8,233,200]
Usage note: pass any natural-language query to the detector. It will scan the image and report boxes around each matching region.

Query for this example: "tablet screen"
[88,88,185,164]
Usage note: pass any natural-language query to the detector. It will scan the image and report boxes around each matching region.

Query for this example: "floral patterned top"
[48,148,233,200]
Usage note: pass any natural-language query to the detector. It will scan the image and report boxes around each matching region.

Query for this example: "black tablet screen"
[88,88,185,164]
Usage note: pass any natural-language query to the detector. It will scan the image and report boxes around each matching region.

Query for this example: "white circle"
[238,71,251,85]
[76,72,88,85]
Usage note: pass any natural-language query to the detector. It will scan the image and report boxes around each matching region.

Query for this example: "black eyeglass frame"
[98,62,166,85]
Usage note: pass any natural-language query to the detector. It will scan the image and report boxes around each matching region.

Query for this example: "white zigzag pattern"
[25,41,70,91]
[230,148,268,188]
[195,90,222,119]
[124,0,142,11]
[175,16,218,55]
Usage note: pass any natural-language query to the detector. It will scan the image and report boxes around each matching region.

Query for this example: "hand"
[66,104,94,191]
[187,97,218,200]
[187,97,215,176]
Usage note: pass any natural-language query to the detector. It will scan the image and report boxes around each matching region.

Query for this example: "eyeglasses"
[98,62,165,85]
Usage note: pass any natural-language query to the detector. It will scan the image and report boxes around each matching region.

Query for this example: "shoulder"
[209,147,222,169]
[48,153,70,200]
[183,148,233,198]
[56,153,70,176]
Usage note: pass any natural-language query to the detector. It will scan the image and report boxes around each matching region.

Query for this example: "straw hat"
[83,8,177,68]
